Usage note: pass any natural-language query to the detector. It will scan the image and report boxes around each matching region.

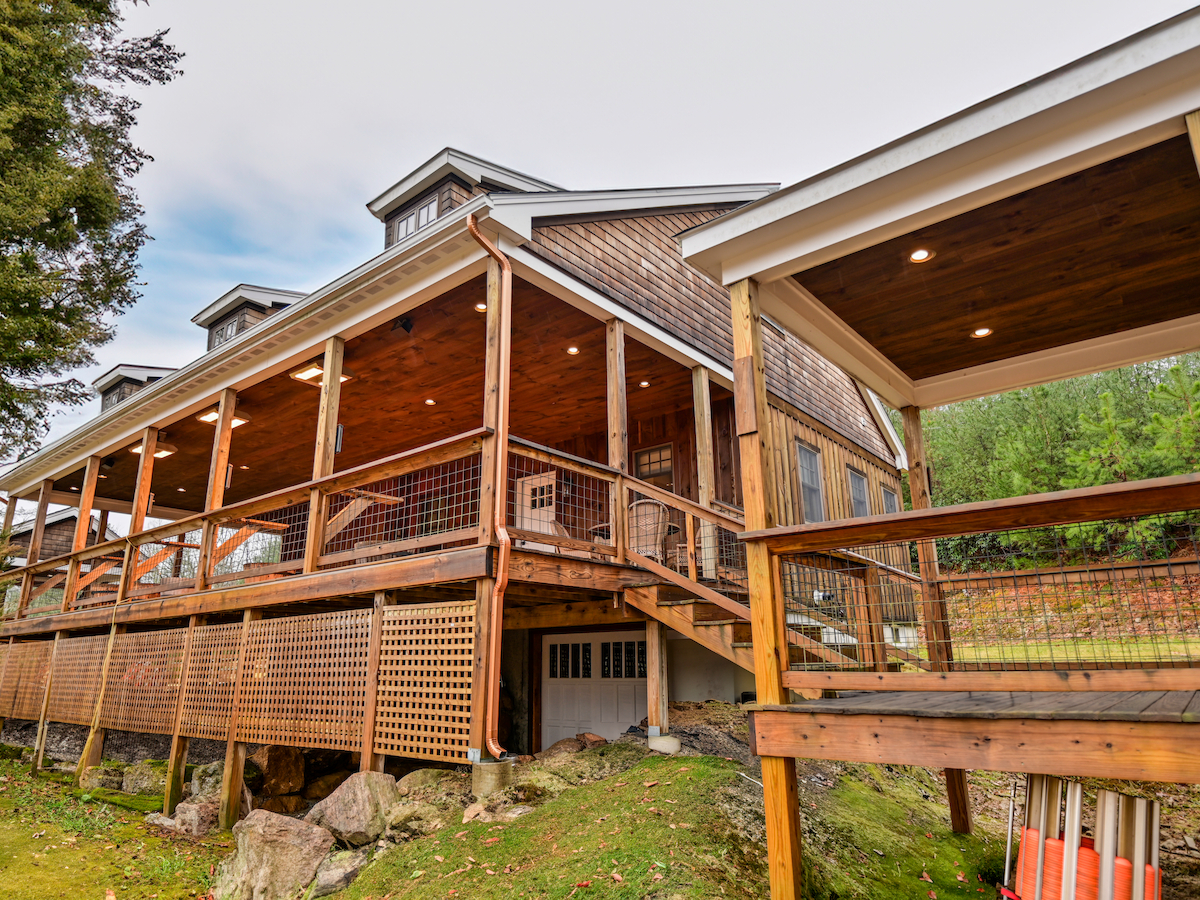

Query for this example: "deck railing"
[740,472,1200,693]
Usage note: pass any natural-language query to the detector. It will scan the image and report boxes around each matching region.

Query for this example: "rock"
[79,765,124,792]
[257,794,308,815]
[462,802,492,824]
[175,799,219,836]
[242,759,264,795]
[395,768,446,796]
[212,809,335,900]
[144,812,176,829]
[534,738,584,760]
[306,847,371,899]
[122,760,167,795]
[504,804,535,820]
[304,770,352,801]
[250,745,305,796]
[516,755,536,764]
[304,771,400,846]
[576,732,608,749]
[384,801,443,840]
[192,761,224,800]
[302,748,351,778]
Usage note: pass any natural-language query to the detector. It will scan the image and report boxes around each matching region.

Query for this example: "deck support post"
[164,614,204,815]
[75,622,125,785]
[468,575,496,759]
[608,319,628,562]
[359,591,386,773]
[900,404,972,834]
[60,457,102,612]
[219,608,260,831]
[16,479,54,617]
[730,277,803,900]
[646,619,669,736]
[129,427,159,534]
[195,388,238,590]
[692,366,718,576]
[31,633,61,773]
[479,257,504,546]
[1,493,16,533]
[304,337,344,573]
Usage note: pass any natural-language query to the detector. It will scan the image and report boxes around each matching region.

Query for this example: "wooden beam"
[25,479,54,565]
[607,318,628,472]
[749,709,1200,783]
[1,494,15,533]
[469,576,495,758]
[204,388,238,511]
[304,337,344,573]
[624,586,754,672]
[503,598,643,631]
[730,277,802,900]
[1186,110,1200,180]
[129,427,158,534]
[61,457,102,612]
[782,668,1200,693]
[646,619,669,736]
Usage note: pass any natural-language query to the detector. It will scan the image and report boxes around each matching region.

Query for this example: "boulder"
[250,745,305,796]
[122,760,167,795]
[257,793,308,815]
[79,764,124,792]
[304,771,400,846]
[384,801,443,841]
[462,802,492,824]
[192,761,224,800]
[175,799,219,836]
[504,804,535,820]
[534,738,583,760]
[306,847,371,899]
[303,770,352,801]
[576,732,608,749]
[144,812,176,829]
[212,810,335,900]
[396,768,446,796]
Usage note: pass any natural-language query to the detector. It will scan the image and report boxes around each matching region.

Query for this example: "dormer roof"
[191,284,306,329]
[91,365,177,395]
[366,148,564,221]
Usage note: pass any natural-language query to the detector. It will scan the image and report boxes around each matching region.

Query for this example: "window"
[392,196,439,244]
[208,311,247,351]
[848,468,870,518]
[796,443,824,523]
[600,640,647,678]
[549,642,593,679]
[101,381,140,412]
[635,444,673,490]
[882,486,899,515]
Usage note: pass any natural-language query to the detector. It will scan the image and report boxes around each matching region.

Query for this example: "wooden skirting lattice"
[374,601,474,762]
[236,609,370,749]
[45,635,106,725]
[0,641,52,721]
[100,629,188,735]
[178,623,242,740]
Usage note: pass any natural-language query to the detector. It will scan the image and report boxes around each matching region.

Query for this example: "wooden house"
[681,10,1200,899]
[0,148,904,827]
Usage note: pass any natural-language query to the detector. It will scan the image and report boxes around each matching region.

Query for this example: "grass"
[335,754,769,899]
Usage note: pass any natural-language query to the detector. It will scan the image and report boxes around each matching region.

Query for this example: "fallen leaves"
[919,871,933,883]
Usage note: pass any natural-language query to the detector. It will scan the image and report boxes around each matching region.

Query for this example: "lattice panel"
[0,641,52,720]
[374,601,475,762]
[178,622,243,740]
[45,635,107,725]
[235,609,371,749]
[99,629,187,734]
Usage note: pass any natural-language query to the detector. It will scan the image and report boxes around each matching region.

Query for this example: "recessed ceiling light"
[639,381,650,388]
[424,398,436,406]
[177,487,186,492]
[475,302,487,312]
[238,465,249,470]
[566,346,579,355]
[909,249,935,263]
[98,474,108,479]
[971,327,992,338]
[70,486,79,491]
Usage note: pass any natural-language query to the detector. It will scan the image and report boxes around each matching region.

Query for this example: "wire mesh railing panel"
[0,575,20,620]
[99,629,188,734]
[507,452,614,557]
[374,601,474,763]
[236,608,371,750]
[45,635,107,726]
[23,561,71,617]
[126,527,204,599]
[208,500,310,586]
[70,550,125,611]
[319,455,481,569]
[178,622,243,741]
[0,641,52,720]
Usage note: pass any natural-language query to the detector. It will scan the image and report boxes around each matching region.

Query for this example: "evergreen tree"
[1144,364,1200,476]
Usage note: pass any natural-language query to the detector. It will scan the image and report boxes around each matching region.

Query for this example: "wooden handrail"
[508,436,620,483]
[743,472,1200,554]
[623,475,746,534]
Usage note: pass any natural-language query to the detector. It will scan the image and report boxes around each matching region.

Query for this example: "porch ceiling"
[51,275,696,510]
[793,134,1200,385]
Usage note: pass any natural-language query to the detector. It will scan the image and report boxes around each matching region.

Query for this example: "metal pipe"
[1004,779,1018,888]
[467,212,511,762]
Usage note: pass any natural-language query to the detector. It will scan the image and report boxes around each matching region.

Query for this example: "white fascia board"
[191,284,306,328]
[855,381,906,470]
[912,311,1200,408]
[91,365,178,394]
[681,9,1200,284]
[505,243,735,389]
[366,148,563,221]
[489,184,778,242]
[0,197,496,498]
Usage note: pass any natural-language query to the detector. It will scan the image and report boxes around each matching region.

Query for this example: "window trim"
[634,443,674,481]
[881,485,899,515]
[847,466,871,518]
[795,440,825,524]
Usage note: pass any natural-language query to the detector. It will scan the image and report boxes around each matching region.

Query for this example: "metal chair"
[628,498,669,564]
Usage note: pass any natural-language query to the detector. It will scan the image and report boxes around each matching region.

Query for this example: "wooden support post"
[360,592,385,773]
[900,404,972,834]
[75,622,125,785]
[61,457,102,612]
[129,427,159,534]
[608,320,629,563]
[164,614,203,815]
[729,278,802,900]
[31,633,61,773]
[479,258,504,545]
[468,576,496,759]
[219,608,261,831]
[646,619,669,736]
[16,479,54,618]
[304,338,344,573]
[1,493,15,533]
[196,388,238,590]
[1186,111,1200,179]
[692,366,718,578]
[861,564,888,671]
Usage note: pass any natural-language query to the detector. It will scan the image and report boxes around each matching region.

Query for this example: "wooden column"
[164,614,203,815]
[1,494,16,533]
[730,278,802,900]
[359,592,386,773]
[129,427,159,534]
[16,479,55,618]
[219,608,261,831]
[607,319,628,563]
[692,366,718,577]
[900,404,972,834]
[468,576,496,757]
[196,388,238,590]
[646,619,669,736]
[61,456,102,612]
[478,257,504,545]
[304,338,345,573]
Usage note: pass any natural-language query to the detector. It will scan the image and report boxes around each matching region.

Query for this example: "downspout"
[467,213,511,761]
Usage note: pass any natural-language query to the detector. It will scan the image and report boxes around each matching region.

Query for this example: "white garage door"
[541,630,648,747]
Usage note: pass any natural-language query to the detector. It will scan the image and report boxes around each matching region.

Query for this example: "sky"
[7,0,1199,516]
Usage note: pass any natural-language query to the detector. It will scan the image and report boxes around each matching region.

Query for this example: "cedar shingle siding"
[529,212,894,463]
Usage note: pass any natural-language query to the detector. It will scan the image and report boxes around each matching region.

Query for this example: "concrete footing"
[471,757,514,798]
[647,734,682,755]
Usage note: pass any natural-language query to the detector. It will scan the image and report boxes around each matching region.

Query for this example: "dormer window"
[209,310,247,351]
[392,197,438,244]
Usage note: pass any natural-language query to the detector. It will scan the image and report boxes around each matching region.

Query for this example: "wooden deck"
[748,690,1200,784]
